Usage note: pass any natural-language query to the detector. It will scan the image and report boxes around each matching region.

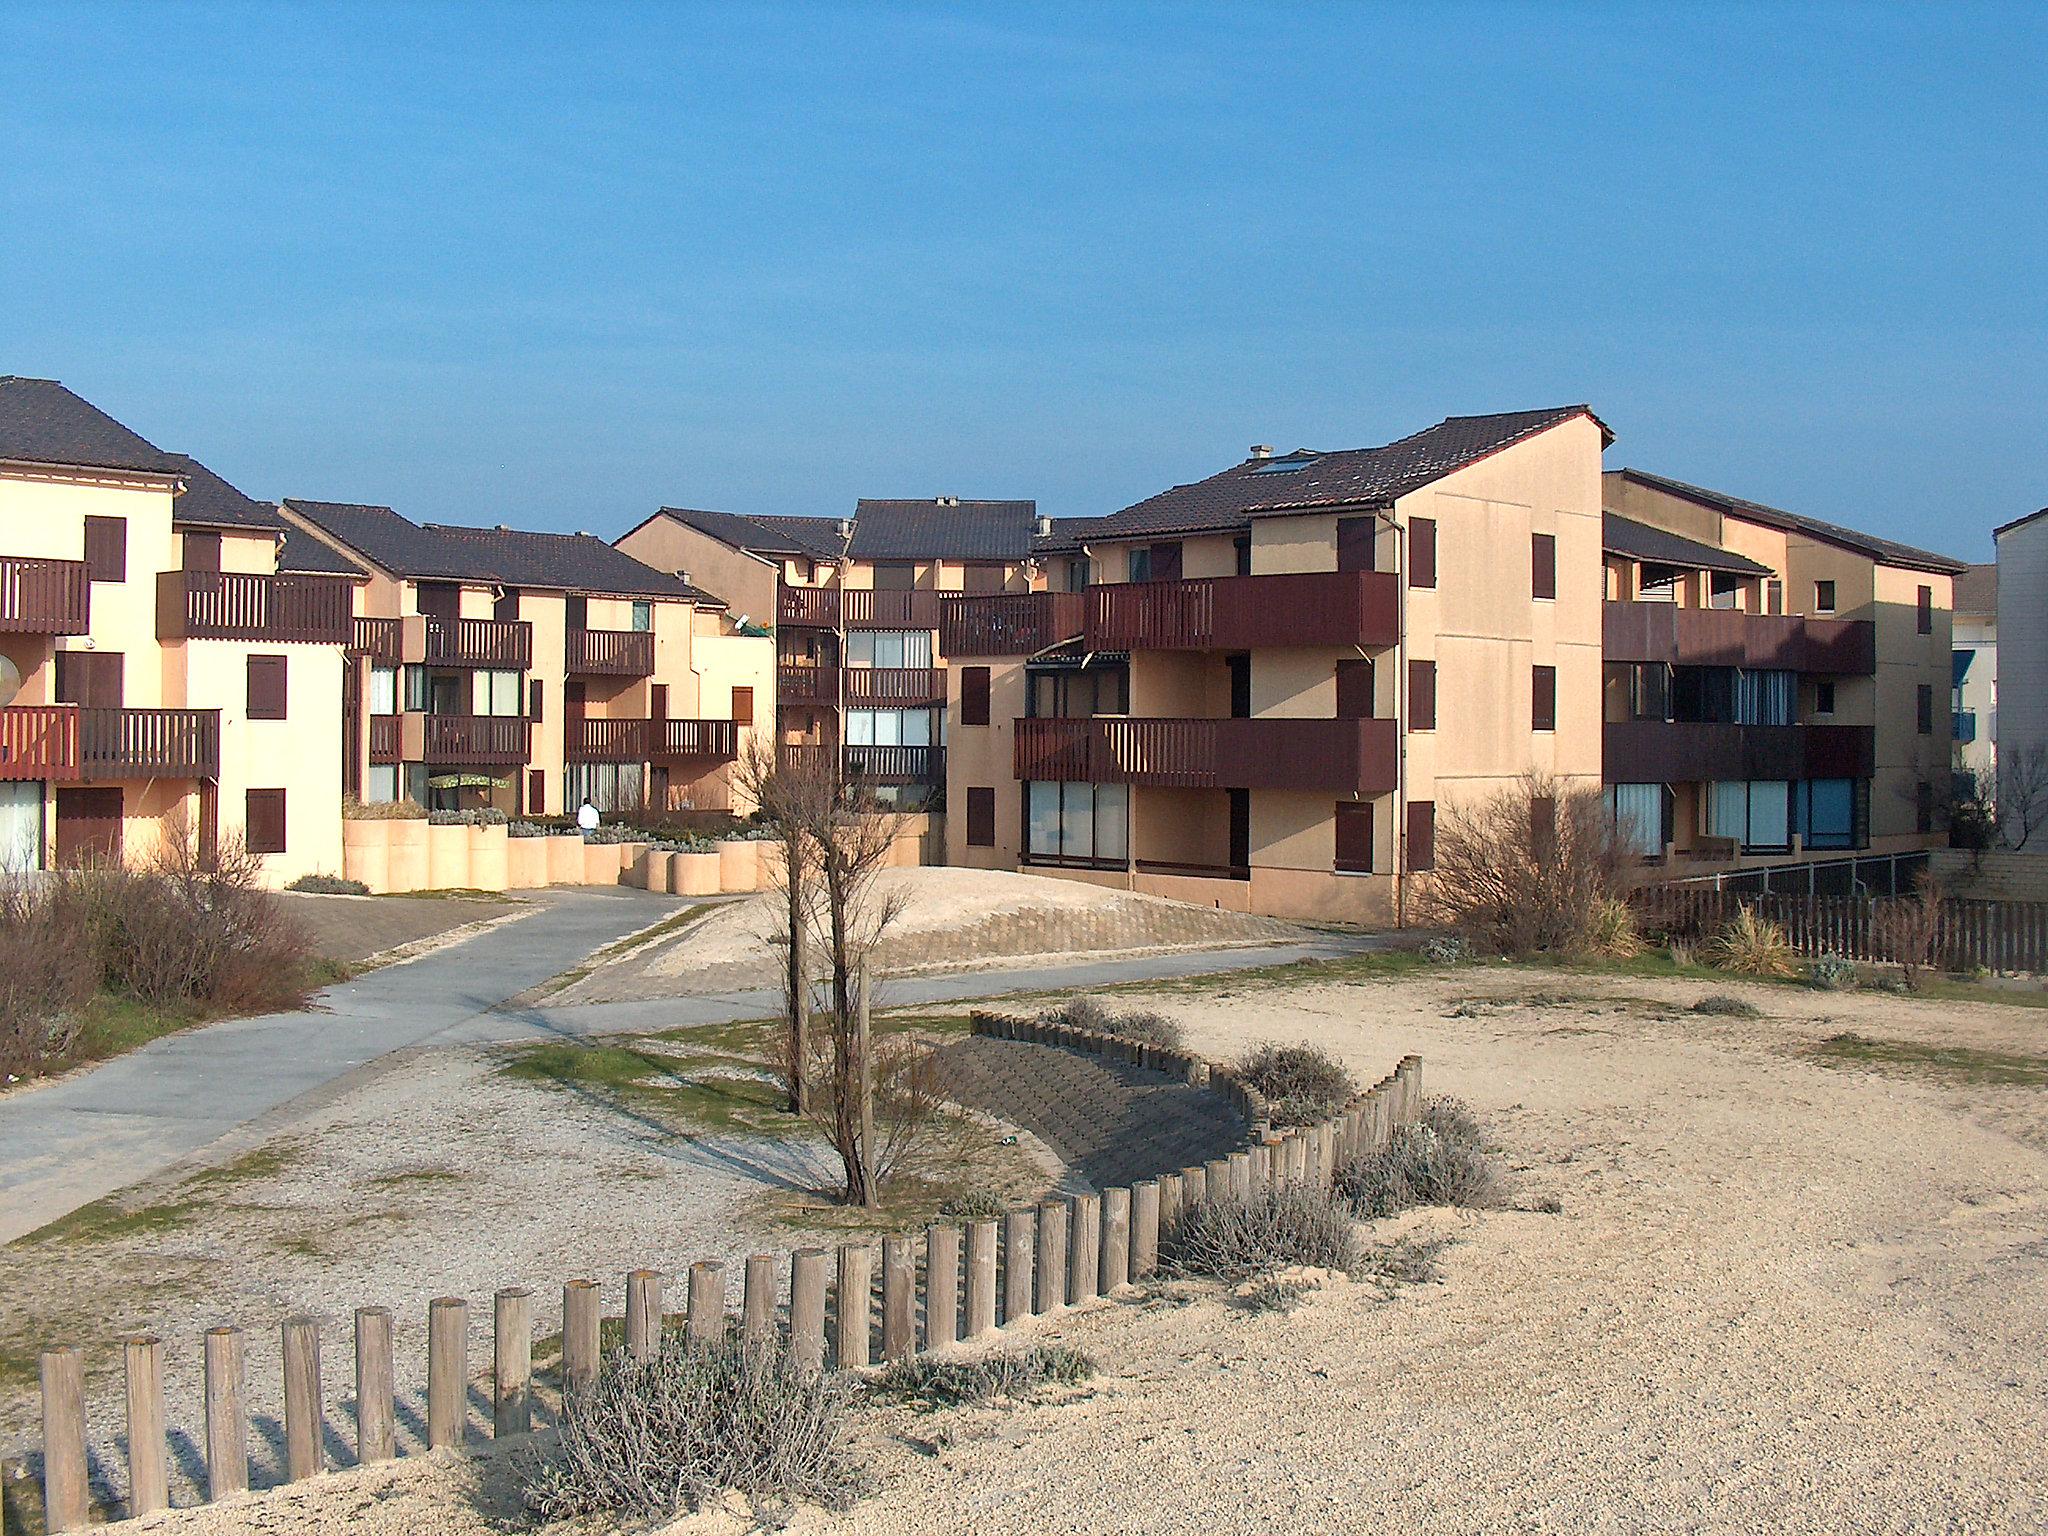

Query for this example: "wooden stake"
[494,1289,532,1438]
[743,1254,777,1353]
[282,1316,323,1481]
[686,1261,726,1352]
[204,1326,248,1499]
[835,1244,873,1368]
[789,1249,829,1371]
[355,1307,395,1463]
[924,1226,960,1348]
[881,1236,916,1359]
[1002,1209,1034,1325]
[964,1220,998,1336]
[124,1336,168,1518]
[427,1297,467,1450]
[1035,1200,1069,1312]
[626,1269,663,1362]
[1132,1180,1161,1278]
[38,1347,87,1532]
[560,1282,600,1397]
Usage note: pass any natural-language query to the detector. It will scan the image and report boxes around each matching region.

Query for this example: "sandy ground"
[104,962,2048,1535]
[546,867,1307,1003]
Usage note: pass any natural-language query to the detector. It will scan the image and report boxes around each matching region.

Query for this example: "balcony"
[1602,720,1875,783]
[423,616,533,670]
[568,717,651,761]
[418,713,531,765]
[0,556,91,635]
[368,714,400,764]
[776,586,942,630]
[1084,570,1400,653]
[1014,715,1397,794]
[351,616,403,664]
[566,627,654,677]
[157,570,353,644]
[846,666,947,707]
[78,708,221,780]
[1603,602,1875,674]
[1955,711,1978,745]
[776,742,943,783]
[0,706,81,781]
[778,663,839,706]
[657,719,739,760]
[940,592,1085,658]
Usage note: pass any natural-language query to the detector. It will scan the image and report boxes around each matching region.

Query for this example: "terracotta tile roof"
[1602,513,1774,577]
[1609,469,1966,577]
[0,375,183,476]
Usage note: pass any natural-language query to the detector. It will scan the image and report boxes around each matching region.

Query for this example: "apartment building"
[0,377,357,882]
[1951,564,1996,799]
[618,500,1047,808]
[277,501,772,817]
[1600,469,1963,865]
[1993,507,2048,821]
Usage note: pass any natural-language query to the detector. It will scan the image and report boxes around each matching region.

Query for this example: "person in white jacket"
[576,798,600,835]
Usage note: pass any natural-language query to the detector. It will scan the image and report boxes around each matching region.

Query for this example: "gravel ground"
[99,963,2048,1535]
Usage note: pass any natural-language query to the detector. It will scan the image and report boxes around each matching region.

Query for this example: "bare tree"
[735,743,834,1115]
[1872,871,1948,989]
[1423,773,1633,957]
[1999,743,2048,850]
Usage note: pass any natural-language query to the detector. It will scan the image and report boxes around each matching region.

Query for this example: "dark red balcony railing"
[423,616,533,670]
[157,570,353,644]
[1602,720,1875,784]
[657,719,740,759]
[0,556,92,635]
[1084,569,1399,652]
[0,705,81,781]
[1602,602,1875,675]
[566,627,655,677]
[939,592,1085,657]
[774,741,941,782]
[776,586,941,630]
[778,663,840,706]
[1014,715,1397,794]
[421,714,531,764]
[568,717,652,761]
[367,714,400,764]
[351,616,403,663]
[845,666,947,706]
[78,708,221,780]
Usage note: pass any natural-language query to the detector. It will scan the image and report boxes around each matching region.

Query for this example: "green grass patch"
[604,902,716,960]
[498,1039,797,1134]
[17,1193,204,1247]
[367,1166,462,1189]
[58,993,207,1069]
[181,1142,303,1190]
[1810,1032,2048,1087]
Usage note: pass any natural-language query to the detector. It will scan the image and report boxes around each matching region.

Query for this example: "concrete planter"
[387,820,429,894]
[673,851,720,895]
[717,839,760,893]
[506,836,549,890]
[545,833,584,885]
[639,850,673,892]
[342,819,393,895]
[427,824,472,891]
[470,824,509,891]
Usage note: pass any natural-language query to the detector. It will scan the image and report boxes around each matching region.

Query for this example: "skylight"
[1251,453,1318,473]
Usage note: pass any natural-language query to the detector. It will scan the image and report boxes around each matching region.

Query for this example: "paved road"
[0,887,680,1244]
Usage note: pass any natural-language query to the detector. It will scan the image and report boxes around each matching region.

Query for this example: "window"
[495,588,522,622]
[1065,558,1091,593]
[1733,669,1797,725]
[872,561,916,591]
[1408,517,1436,589]
[247,654,288,721]
[1791,779,1860,850]
[1916,781,1935,834]
[1765,579,1784,616]
[1708,573,1743,610]
[1405,801,1435,872]
[1814,680,1836,716]
[1233,535,1252,576]
[961,666,991,726]
[472,669,522,717]
[1250,452,1316,473]
[183,530,222,573]
[365,765,399,805]
[566,761,644,813]
[1334,802,1373,874]
[369,666,399,717]
[1814,579,1836,613]
[83,516,127,582]
[1532,665,1557,731]
[845,708,930,746]
[1337,516,1376,574]
[964,563,1004,593]
[1408,659,1436,731]
[795,558,816,584]
[1025,781,1128,865]
[1917,683,1934,735]
[1707,780,1792,851]
[1917,585,1933,634]
[1531,533,1556,600]
[846,630,933,668]
[527,769,545,813]
[732,686,755,727]
[965,787,996,847]
[528,678,544,721]
[1335,658,1374,720]
[56,649,123,708]
[631,600,653,632]
[1604,783,1667,857]
[1028,665,1126,719]
[245,789,287,855]
[563,594,588,629]
[1127,542,1182,583]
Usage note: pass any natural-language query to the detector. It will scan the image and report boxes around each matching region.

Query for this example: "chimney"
[1034,513,1052,539]
[1249,444,1274,460]
[937,496,959,507]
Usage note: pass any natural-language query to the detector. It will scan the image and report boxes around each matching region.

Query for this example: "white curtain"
[0,782,42,874]
[1606,783,1662,856]
[369,667,398,716]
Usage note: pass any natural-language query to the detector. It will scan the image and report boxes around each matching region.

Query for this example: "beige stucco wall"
[944,659,1028,869]
[614,516,782,623]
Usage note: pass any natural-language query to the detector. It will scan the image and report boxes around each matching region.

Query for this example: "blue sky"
[3,3,2042,559]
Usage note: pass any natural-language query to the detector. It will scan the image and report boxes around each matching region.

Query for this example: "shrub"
[1872,873,1947,990]
[1583,896,1643,958]
[1692,993,1761,1018]
[286,873,370,896]
[341,796,425,821]
[1422,773,1634,957]
[1419,933,1471,964]
[1809,953,1856,991]
[1701,906,1798,978]
[0,883,99,1076]
[426,807,510,827]
[524,1337,859,1521]
[869,1345,1092,1409]
[1235,1042,1355,1127]
[937,1189,1008,1223]
[583,823,646,845]
[1339,1122,1506,1219]
[1035,996,1186,1050]
[1356,1233,1452,1288]
[1162,1185,1361,1283]
[1417,1094,1483,1148]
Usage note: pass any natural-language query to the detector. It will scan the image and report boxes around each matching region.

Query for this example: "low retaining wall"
[13,1027,1423,1531]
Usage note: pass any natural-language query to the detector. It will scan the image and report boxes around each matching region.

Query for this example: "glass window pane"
[900,709,931,747]
[366,765,398,804]
[1095,785,1128,861]
[1609,782,1662,856]
[631,601,652,633]
[370,667,398,716]
[1027,782,1061,857]
[1747,781,1790,847]
[873,633,904,668]
[1707,782,1746,839]
[846,711,875,746]
[847,633,873,667]
[1062,782,1096,860]
[902,631,932,668]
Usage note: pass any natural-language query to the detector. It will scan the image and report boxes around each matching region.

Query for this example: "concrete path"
[0,887,682,1244]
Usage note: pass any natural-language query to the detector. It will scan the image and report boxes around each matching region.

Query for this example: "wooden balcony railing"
[1014,715,1397,794]
[1603,720,1875,784]
[1602,602,1875,675]
[351,616,403,664]
[1084,570,1400,652]
[566,627,655,677]
[0,705,81,781]
[778,664,840,706]
[656,719,740,760]
[939,592,1085,657]
[157,570,353,644]
[845,666,947,706]
[0,556,91,635]
[423,616,533,670]
[568,717,652,762]
[368,714,401,764]
[78,708,221,780]
[776,586,942,630]
[775,742,943,782]
[420,714,531,764]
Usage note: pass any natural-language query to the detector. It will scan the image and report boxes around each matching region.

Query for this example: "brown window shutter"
[528,678,543,721]
[651,683,669,720]
[1917,585,1933,634]
[246,789,287,855]
[965,564,1003,593]
[1532,533,1556,600]
[1334,802,1373,873]
[1408,659,1436,731]
[966,787,996,847]
[1406,800,1435,872]
[83,516,127,582]
[1408,517,1436,589]
[1151,542,1183,583]
[58,651,123,708]
[247,654,288,721]
[1917,683,1933,734]
[495,587,521,621]
[184,530,222,573]
[961,666,991,726]
[1336,517,1376,574]
[732,686,755,726]
[1532,664,1557,731]
[1335,658,1374,720]
[527,769,545,813]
